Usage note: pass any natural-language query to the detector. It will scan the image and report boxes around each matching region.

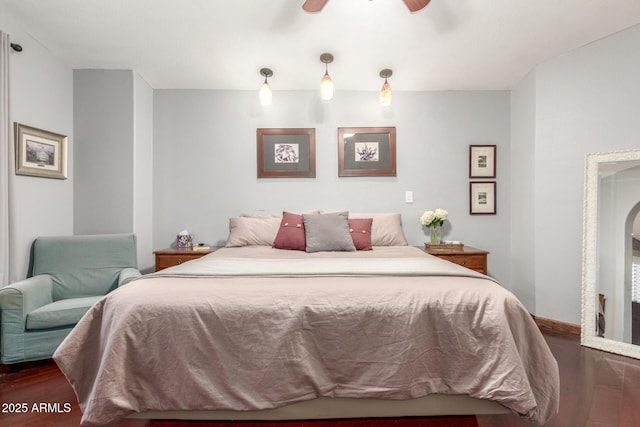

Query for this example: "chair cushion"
[26,296,102,330]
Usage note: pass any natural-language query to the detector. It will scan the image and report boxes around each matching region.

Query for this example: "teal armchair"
[0,233,141,365]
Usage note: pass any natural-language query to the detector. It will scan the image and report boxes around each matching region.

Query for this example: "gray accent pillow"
[303,212,356,253]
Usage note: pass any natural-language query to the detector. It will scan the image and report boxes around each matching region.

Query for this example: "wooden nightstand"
[153,247,217,272]
[423,245,489,275]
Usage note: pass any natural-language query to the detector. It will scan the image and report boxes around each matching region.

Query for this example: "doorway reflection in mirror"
[582,149,640,359]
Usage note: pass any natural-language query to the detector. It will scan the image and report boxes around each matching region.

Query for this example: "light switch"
[405,191,414,203]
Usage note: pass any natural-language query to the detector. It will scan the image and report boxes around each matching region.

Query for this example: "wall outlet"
[405,191,414,203]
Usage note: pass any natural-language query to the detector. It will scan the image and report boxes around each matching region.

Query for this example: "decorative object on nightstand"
[423,245,489,275]
[176,230,193,248]
[153,246,217,272]
[192,243,211,251]
[420,208,448,244]
[425,241,463,252]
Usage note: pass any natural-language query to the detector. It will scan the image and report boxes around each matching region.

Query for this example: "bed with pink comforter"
[53,246,559,425]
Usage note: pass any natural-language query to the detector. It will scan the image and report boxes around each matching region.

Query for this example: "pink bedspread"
[54,246,559,425]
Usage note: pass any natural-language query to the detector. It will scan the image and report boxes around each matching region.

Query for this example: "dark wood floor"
[1,328,639,427]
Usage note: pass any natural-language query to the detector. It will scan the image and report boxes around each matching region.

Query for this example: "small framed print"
[470,181,496,215]
[14,123,68,179]
[469,145,496,178]
[338,127,396,177]
[257,128,316,178]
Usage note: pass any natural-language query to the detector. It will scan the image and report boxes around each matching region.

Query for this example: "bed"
[53,213,559,425]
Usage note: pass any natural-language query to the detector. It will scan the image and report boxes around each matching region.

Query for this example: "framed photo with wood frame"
[14,123,68,179]
[257,128,316,178]
[469,144,496,178]
[470,181,496,215]
[338,127,396,177]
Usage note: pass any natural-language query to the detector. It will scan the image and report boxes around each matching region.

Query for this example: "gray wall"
[74,69,154,272]
[511,23,640,324]
[153,90,513,285]
[510,70,537,312]
[133,73,154,272]
[74,70,134,234]
[0,10,74,281]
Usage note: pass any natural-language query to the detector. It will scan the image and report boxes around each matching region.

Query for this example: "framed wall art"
[469,144,496,178]
[257,128,316,178]
[470,181,496,215]
[14,123,68,179]
[338,127,396,177]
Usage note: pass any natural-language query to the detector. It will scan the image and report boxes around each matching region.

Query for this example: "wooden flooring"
[1,328,640,426]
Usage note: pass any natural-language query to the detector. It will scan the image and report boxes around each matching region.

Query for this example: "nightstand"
[423,245,489,275]
[153,247,217,272]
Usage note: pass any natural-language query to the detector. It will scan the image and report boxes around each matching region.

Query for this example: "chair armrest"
[0,275,54,311]
[0,275,54,331]
[118,268,142,287]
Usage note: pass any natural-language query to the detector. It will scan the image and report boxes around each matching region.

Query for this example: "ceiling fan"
[303,0,431,13]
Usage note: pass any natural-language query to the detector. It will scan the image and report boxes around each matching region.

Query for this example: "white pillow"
[225,216,281,247]
[348,213,408,246]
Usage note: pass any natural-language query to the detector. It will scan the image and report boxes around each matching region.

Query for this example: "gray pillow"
[303,212,356,253]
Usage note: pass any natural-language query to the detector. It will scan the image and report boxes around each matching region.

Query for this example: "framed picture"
[470,181,496,215]
[469,145,496,178]
[14,123,68,179]
[338,127,396,177]
[257,128,316,178]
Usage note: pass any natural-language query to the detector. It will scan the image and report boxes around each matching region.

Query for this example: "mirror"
[582,149,640,359]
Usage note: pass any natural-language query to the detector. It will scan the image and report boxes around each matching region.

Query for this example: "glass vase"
[430,225,441,244]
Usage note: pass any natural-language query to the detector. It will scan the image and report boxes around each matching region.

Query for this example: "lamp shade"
[320,72,334,100]
[379,69,393,106]
[259,81,272,106]
[259,68,273,106]
[319,53,334,100]
[380,79,392,106]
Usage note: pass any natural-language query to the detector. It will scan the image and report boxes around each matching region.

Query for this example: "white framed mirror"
[582,149,640,359]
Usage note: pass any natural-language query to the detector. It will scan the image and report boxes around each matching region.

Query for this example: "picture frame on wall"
[257,128,316,178]
[14,123,68,179]
[338,127,396,177]
[469,144,496,178]
[470,181,496,215]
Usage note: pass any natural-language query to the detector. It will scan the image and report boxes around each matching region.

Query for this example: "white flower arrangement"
[420,208,448,228]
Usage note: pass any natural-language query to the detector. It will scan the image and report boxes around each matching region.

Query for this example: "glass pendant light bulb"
[259,79,272,106]
[320,71,334,100]
[380,79,392,106]
[379,69,393,107]
[319,53,334,101]
[258,68,273,106]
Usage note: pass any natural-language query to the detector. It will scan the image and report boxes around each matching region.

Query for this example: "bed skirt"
[128,394,510,421]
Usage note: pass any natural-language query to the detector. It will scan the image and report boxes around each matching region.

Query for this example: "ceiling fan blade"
[402,0,431,13]
[302,0,329,13]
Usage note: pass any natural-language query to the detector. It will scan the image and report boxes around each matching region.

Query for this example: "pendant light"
[319,53,334,100]
[379,69,393,107]
[259,68,273,106]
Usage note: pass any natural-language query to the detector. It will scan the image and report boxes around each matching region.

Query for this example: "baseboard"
[532,315,581,339]
[0,358,54,375]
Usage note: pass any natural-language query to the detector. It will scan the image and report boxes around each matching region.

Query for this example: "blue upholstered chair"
[0,233,141,365]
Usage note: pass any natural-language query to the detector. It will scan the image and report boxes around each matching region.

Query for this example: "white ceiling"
[3,0,640,91]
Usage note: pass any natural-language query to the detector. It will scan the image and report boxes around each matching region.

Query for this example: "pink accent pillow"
[348,218,373,251]
[273,212,306,251]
